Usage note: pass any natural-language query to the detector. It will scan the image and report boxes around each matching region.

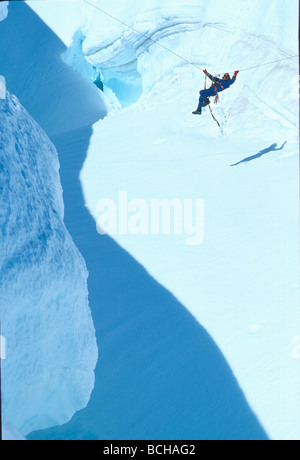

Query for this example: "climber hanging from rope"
[192,69,239,115]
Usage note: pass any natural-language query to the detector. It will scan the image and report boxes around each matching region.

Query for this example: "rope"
[84,0,298,76]
[216,55,299,76]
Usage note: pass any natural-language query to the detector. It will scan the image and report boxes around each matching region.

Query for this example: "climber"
[193,69,239,115]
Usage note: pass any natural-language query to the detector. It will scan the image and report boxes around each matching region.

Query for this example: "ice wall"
[24,0,299,440]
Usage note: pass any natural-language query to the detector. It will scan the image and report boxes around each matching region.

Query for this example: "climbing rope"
[84,0,298,76]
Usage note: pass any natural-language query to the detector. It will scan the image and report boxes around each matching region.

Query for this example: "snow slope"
[0,89,98,436]
[0,1,8,22]
[67,0,298,440]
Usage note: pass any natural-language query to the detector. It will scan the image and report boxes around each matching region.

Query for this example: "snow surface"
[1,0,299,440]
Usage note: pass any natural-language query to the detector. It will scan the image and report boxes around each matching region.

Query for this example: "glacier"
[1,0,299,440]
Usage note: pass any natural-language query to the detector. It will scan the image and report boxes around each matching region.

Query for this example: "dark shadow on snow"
[231,142,287,166]
[0,2,268,440]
